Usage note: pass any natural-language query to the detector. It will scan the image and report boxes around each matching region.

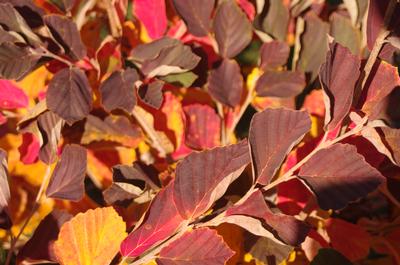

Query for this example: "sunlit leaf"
[0,149,11,229]
[134,0,167,39]
[54,207,127,265]
[0,80,28,109]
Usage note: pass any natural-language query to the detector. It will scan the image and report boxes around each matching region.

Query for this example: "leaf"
[173,141,250,220]
[298,143,385,210]
[245,235,293,265]
[361,60,400,120]
[320,42,361,131]
[0,42,38,80]
[0,3,41,45]
[44,14,86,61]
[255,70,305,98]
[311,248,353,265]
[330,13,361,55]
[120,183,185,258]
[249,108,311,185]
[0,80,28,109]
[46,67,92,124]
[17,210,72,263]
[54,207,127,265]
[37,110,64,164]
[130,37,178,64]
[326,218,370,261]
[134,0,167,39]
[379,127,400,165]
[100,68,139,113]
[207,58,243,107]
[213,0,252,58]
[260,40,290,70]
[157,227,235,265]
[160,72,198,87]
[255,0,289,41]
[225,190,309,246]
[138,80,164,109]
[0,148,11,229]
[297,13,329,81]
[82,115,142,148]
[46,144,87,201]
[172,0,215,37]
[183,104,220,150]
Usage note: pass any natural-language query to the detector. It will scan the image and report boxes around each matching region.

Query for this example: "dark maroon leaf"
[44,14,86,61]
[226,190,309,246]
[183,104,221,150]
[37,110,64,164]
[138,80,164,109]
[207,58,243,107]
[362,60,400,120]
[100,68,139,113]
[173,141,250,220]
[213,0,252,58]
[0,149,11,229]
[249,108,311,185]
[298,143,385,210]
[46,144,87,201]
[0,42,38,80]
[130,37,179,64]
[172,0,215,37]
[260,41,290,70]
[120,183,185,258]
[255,0,289,41]
[0,0,45,28]
[46,67,92,124]
[49,0,75,12]
[255,70,305,98]
[320,42,361,131]
[17,210,72,263]
[311,248,353,265]
[297,13,329,81]
[157,227,234,265]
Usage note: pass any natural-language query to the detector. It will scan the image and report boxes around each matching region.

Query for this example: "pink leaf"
[0,80,29,109]
[134,0,167,39]
[18,133,40,164]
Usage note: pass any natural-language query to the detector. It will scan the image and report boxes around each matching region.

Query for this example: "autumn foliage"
[1,0,400,265]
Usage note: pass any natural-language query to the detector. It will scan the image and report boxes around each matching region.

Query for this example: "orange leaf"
[54,207,127,265]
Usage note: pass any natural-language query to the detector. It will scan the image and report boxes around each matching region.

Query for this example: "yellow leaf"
[16,66,51,101]
[54,207,127,265]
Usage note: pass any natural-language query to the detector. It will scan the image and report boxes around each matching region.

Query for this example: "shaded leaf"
[362,60,400,120]
[213,0,252,58]
[173,141,250,219]
[17,210,72,263]
[0,80,28,109]
[249,108,311,185]
[326,218,370,261]
[207,58,243,107]
[297,13,329,81]
[54,207,127,265]
[138,80,164,109]
[172,0,215,37]
[0,42,38,80]
[183,104,220,150]
[330,13,361,55]
[82,115,142,148]
[255,0,289,41]
[298,143,385,210]
[260,40,290,70]
[44,14,86,61]
[380,127,400,165]
[157,227,234,265]
[130,37,178,64]
[120,183,185,258]
[134,0,167,39]
[0,149,11,229]
[103,182,146,205]
[37,110,64,164]
[46,67,92,124]
[100,68,139,113]
[255,70,305,98]
[311,248,353,265]
[226,190,309,246]
[46,144,87,201]
[320,42,361,131]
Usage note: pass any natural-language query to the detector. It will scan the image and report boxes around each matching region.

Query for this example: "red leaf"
[18,133,40,164]
[183,104,220,150]
[0,80,28,109]
[173,141,250,220]
[260,41,290,70]
[298,143,385,210]
[236,0,255,21]
[134,0,167,39]
[120,183,185,258]
[157,227,234,265]
[249,108,311,185]
[277,178,312,215]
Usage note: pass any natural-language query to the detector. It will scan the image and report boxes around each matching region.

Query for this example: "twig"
[226,89,254,141]
[216,102,227,145]
[104,0,122,38]
[34,48,74,67]
[5,165,52,265]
